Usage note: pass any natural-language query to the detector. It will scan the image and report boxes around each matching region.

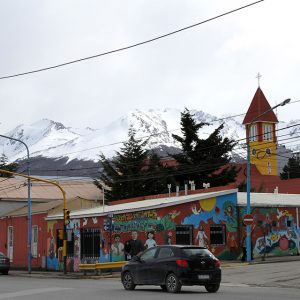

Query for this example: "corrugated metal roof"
[0,178,101,200]
[46,189,237,220]
[46,190,300,221]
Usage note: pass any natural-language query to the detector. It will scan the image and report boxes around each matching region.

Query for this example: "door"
[151,247,175,284]
[134,247,157,284]
[7,226,13,262]
[31,225,38,258]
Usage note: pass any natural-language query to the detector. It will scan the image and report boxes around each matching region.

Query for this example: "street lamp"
[0,134,31,273]
[246,98,290,262]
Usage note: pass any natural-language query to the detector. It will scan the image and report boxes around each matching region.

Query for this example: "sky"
[0,0,299,133]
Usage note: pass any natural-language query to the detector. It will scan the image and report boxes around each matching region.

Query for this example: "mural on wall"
[70,219,81,272]
[99,209,177,262]
[182,194,238,259]
[46,220,60,271]
[240,207,300,258]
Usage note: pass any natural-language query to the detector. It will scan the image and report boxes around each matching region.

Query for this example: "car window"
[182,248,213,258]
[157,247,174,259]
[140,247,157,261]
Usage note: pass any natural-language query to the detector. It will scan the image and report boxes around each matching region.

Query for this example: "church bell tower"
[242,87,278,176]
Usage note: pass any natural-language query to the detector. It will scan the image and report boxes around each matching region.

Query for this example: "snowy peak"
[1,110,299,164]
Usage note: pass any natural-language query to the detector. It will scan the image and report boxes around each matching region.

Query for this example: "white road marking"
[222,283,250,287]
[0,287,72,299]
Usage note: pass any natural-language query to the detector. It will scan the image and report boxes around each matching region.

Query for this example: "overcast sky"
[0,0,299,133]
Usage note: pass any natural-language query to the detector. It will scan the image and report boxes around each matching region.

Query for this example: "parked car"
[121,245,221,293]
[0,252,10,275]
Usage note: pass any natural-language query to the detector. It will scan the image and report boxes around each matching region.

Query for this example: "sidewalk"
[9,254,300,279]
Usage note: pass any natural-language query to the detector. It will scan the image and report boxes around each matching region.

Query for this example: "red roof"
[243,88,278,124]
[234,163,300,194]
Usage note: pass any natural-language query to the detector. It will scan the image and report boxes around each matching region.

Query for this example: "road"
[0,261,299,300]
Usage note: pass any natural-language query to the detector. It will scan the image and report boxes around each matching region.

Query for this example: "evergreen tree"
[94,127,174,201]
[0,153,19,177]
[280,156,300,179]
[170,108,237,188]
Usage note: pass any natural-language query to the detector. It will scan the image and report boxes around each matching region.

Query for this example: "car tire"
[165,273,182,293]
[205,283,220,293]
[122,272,136,290]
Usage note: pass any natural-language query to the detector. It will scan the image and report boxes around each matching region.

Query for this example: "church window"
[249,124,257,142]
[263,124,273,141]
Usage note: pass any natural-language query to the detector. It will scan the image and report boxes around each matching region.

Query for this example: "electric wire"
[0,1,264,80]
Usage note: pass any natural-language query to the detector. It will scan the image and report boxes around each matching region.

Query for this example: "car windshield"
[182,248,213,258]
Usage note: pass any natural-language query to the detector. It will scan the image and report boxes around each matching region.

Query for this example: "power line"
[14,123,300,174]
[0,1,264,80]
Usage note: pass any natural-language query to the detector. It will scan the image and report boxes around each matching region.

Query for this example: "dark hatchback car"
[121,245,221,293]
[0,252,10,275]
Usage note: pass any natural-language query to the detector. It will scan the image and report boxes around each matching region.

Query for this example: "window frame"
[209,224,226,246]
[263,124,273,141]
[249,124,258,142]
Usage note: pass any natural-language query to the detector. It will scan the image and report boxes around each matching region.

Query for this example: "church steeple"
[243,87,278,176]
[243,87,278,125]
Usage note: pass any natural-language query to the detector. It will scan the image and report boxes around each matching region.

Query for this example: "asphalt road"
[0,261,299,300]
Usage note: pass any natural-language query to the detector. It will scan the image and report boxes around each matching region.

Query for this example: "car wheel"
[205,283,220,293]
[122,272,136,290]
[165,273,182,293]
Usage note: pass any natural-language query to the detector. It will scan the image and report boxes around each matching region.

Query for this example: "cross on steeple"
[256,72,262,87]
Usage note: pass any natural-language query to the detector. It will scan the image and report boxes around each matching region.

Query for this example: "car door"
[149,247,175,284]
[134,247,158,284]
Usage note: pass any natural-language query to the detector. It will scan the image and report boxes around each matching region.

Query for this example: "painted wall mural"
[46,220,60,271]
[182,193,238,259]
[240,207,300,259]
[45,192,300,272]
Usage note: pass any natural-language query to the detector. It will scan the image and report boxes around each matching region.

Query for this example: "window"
[249,124,258,142]
[80,228,101,259]
[263,124,273,141]
[157,247,174,259]
[176,225,193,245]
[182,248,212,258]
[31,225,38,258]
[267,162,271,174]
[210,225,226,245]
[140,247,157,261]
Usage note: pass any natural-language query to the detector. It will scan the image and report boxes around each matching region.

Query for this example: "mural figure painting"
[144,231,157,249]
[111,234,124,259]
[124,231,145,260]
[195,225,208,247]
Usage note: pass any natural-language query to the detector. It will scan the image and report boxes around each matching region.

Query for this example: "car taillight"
[176,259,188,268]
[214,259,221,268]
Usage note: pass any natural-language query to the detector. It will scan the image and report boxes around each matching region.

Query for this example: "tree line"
[94,108,238,201]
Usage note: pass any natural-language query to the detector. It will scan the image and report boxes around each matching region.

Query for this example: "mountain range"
[0,108,299,177]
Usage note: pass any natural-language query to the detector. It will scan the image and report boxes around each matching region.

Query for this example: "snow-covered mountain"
[1,108,299,165]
